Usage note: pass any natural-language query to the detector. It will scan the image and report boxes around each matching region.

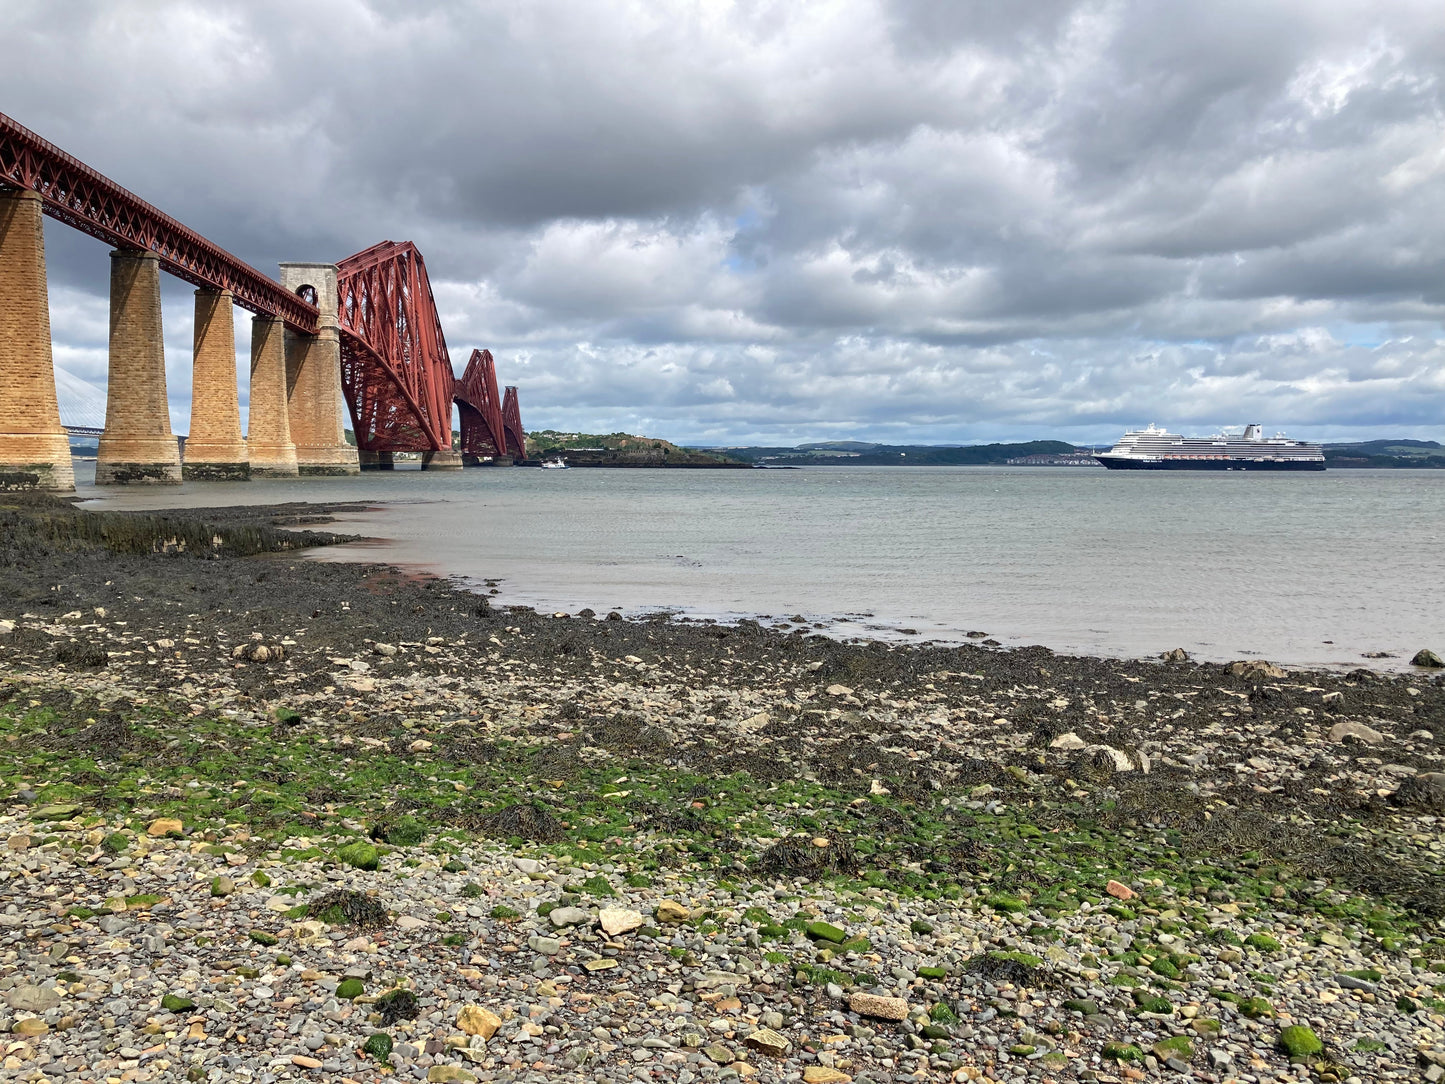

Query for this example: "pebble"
[456,1005,501,1039]
[744,1028,791,1057]
[5,985,60,1013]
[847,993,909,1020]
[548,905,592,928]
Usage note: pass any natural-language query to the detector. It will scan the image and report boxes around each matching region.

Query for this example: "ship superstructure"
[1095,424,1325,471]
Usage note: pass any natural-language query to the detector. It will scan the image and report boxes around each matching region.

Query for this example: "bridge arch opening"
[294,284,318,307]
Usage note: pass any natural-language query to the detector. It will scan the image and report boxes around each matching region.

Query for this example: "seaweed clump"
[374,988,420,1025]
[966,950,1051,986]
[754,833,858,879]
[307,889,388,929]
[1390,774,1445,814]
[0,492,352,562]
[469,802,565,843]
[69,712,145,757]
[54,641,108,669]
[368,814,428,847]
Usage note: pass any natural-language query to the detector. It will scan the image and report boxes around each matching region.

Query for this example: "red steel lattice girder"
[454,348,507,457]
[0,110,318,331]
[336,241,455,453]
[501,385,525,460]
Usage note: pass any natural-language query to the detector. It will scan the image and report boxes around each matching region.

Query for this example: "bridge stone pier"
[0,189,74,491]
[96,250,182,484]
[183,288,249,480]
[280,263,358,476]
[247,315,298,477]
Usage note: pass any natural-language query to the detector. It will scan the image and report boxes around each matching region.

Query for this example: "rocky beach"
[1,494,1443,1084]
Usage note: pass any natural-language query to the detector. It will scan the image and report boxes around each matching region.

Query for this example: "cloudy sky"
[6,0,1445,445]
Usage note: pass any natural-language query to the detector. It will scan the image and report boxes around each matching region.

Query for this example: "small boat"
[540,457,569,470]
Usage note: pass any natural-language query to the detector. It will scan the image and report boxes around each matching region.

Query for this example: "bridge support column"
[183,288,248,480]
[279,263,358,476]
[421,449,463,470]
[246,315,298,477]
[96,250,181,485]
[358,450,394,470]
[0,190,74,492]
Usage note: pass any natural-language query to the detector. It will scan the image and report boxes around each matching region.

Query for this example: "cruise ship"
[1095,424,1326,471]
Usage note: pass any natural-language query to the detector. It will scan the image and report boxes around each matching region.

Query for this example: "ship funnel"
[1243,424,1262,441]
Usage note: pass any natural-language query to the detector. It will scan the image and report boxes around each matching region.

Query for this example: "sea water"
[75,463,1445,669]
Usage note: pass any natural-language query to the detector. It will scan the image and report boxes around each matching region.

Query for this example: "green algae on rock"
[1278,1024,1323,1057]
[362,1032,393,1061]
[336,841,380,871]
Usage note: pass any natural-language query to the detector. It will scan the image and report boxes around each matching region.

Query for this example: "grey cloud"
[4,0,1443,446]
[884,0,1080,54]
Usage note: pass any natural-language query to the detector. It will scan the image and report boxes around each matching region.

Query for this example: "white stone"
[1086,744,1136,771]
[1049,732,1086,750]
[1329,721,1384,744]
[598,908,645,936]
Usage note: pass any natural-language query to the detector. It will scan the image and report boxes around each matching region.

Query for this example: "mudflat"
[1,494,1442,1082]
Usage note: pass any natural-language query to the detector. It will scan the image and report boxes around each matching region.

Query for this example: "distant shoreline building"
[1005,450,1103,466]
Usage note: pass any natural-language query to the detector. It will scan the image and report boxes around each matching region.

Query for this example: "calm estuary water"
[75,463,1445,669]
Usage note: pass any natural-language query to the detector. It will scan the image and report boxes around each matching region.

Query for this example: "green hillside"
[527,430,743,467]
[1323,439,1445,468]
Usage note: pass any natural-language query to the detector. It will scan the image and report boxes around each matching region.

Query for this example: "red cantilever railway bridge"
[0,110,521,464]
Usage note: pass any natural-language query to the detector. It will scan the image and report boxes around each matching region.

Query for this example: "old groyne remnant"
[0,111,524,489]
